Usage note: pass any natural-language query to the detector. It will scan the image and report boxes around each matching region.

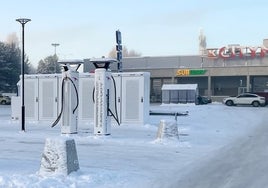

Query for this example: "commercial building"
[84,40,268,103]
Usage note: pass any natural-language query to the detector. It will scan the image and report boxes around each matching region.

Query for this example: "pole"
[16,18,31,132]
[21,23,25,132]
[51,43,60,73]
[51,43,60,55]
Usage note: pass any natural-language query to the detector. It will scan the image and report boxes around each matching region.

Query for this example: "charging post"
[52,59,83,134]
[90,58,117,135]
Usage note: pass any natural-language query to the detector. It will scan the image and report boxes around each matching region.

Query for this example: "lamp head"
[16,18,31,25]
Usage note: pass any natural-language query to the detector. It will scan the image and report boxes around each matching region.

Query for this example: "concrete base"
[156,120,179,140]
[39,137,79,175]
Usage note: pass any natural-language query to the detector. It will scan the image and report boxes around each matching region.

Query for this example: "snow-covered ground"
[0,103,267,188]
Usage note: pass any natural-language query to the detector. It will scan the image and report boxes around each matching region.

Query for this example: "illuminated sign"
[176,69,207,76]
[207,46,268,59]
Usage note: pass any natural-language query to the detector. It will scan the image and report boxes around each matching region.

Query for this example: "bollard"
[156,119,179,141]
[39,137,79,175]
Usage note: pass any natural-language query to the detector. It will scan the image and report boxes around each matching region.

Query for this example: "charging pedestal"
[90,58,117,135]
[57,60,83,134]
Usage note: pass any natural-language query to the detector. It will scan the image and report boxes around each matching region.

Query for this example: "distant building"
[84,40,268,103]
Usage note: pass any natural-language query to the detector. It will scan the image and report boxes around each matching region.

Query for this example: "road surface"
[169,120,268,188]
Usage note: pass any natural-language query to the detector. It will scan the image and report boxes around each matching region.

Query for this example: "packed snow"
[0,103,268,188]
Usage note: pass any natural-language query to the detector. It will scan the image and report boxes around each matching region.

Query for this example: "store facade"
[84,44,268,103]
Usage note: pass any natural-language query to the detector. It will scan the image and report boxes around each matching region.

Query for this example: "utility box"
[109,73,122,125]
[16,74,60,122]
[38,75,59,123]
[22,75,39,121]
[121,72,150,125]
[78,73,95,122]
[11,96,20,120]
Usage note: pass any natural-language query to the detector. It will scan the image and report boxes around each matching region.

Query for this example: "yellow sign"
[177,69,190,76]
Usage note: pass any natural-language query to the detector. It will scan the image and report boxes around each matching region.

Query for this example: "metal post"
[51,43,60,73]
[51,43,60,55]
[16,18,31,132]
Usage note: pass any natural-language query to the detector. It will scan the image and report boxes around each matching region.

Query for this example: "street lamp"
[16,18,31,132]
[51,43,60,55]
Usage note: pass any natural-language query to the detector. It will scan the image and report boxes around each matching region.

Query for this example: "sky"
[1,0,268,67]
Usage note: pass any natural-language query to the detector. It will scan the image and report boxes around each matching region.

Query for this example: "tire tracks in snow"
[169,119,268,188]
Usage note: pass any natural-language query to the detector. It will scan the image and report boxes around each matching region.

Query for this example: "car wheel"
[226,100,234,106]
[252,101,260,107]
[1,100,6,105]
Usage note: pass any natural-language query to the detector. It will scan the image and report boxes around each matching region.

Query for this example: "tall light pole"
[51,43,60,55]
[51,43,60,73]
[16,18,31,132]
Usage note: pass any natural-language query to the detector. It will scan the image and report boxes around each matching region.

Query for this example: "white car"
[223,93,266,107]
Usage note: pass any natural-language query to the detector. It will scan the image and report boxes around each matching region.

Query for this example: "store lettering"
[207,46,268,59]
[177,69,190,76]
[176,69,206,76]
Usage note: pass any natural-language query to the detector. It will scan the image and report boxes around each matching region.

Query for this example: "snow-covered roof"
[162,84,198,90]
[58,59,84,64]
[90,58,118,63]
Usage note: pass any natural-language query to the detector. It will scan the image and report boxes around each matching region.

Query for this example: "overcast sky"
[1,0,267,67]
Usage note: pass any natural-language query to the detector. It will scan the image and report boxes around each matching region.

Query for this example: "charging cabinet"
[13,72,150,126]
[38,75,59,122]
[24,75,39,121]
[109,73,122,125]
[16,74,58,122]
[121,72,150,125]
[78,73,95,121]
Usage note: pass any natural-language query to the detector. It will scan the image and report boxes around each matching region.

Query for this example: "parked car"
[223,93,265,107]
[253,92,268,105]
[0,94,11,105]
[196,95,212,105]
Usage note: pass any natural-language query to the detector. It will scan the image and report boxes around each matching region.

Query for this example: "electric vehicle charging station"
[90,58,117,135]
[52,59,84,134]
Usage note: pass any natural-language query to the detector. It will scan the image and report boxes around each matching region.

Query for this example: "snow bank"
[1,103,268,187]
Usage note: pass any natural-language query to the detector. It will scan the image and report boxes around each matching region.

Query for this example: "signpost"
[116,30,122,72]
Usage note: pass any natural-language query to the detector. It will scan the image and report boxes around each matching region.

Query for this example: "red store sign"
[207,46,268,59]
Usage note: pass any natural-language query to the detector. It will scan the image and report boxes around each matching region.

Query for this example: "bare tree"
[108,47,117,59]
[128,49,142,57]
[37,55,60,74]
[108,46,142,58]
[6,33,19,47]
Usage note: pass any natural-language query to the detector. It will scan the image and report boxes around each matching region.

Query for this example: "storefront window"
[212,76,246,96]
[251,76,268,92]
[150,78,172,103]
